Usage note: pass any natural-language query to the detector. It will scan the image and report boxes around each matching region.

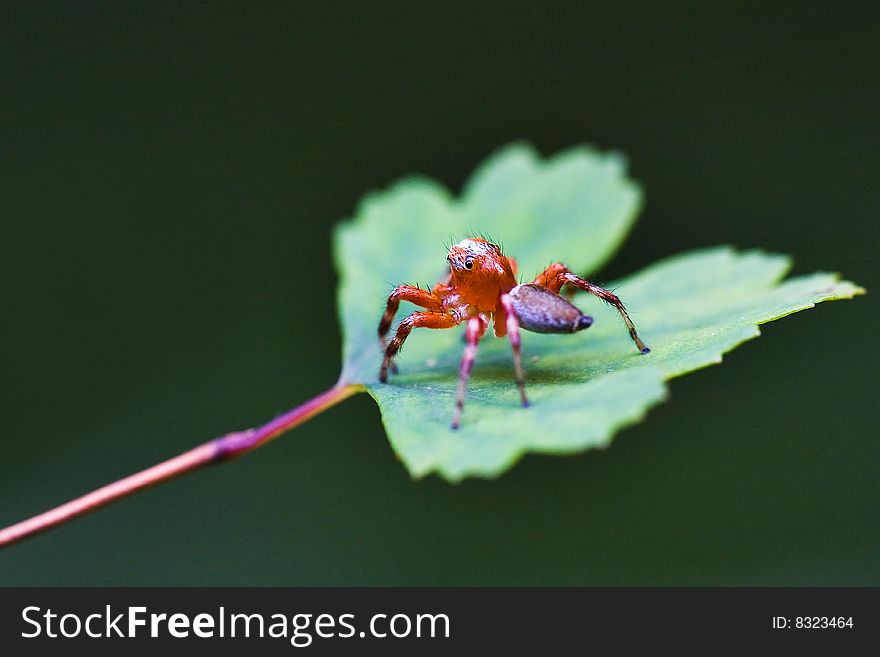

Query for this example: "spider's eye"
[490,243,500,252]
[464,257,474,270]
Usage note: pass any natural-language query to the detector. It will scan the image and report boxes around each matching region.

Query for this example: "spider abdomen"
[508,284,593,334]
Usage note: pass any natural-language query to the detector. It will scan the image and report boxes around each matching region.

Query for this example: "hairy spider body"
[378,237,649,429]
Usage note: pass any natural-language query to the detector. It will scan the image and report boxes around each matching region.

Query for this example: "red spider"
[378,237,649,428]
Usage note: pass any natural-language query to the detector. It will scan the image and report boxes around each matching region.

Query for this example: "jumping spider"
[378,237,649,428]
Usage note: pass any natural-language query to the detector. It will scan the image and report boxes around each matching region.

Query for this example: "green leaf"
[334,143,863,482]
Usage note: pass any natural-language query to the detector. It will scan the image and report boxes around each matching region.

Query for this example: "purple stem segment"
[0,383,362,549]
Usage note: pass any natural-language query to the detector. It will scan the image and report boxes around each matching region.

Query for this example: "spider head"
[446,237,507,276]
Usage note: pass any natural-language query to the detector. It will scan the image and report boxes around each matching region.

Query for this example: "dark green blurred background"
[2,2,877,585]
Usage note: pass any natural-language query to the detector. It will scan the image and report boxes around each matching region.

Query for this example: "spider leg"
[451,316,486,430]
[531,263,569,293]
[378,285,445,373]
[379,311,458,382]
[378,285,444,341]
[530,263,649,353]
[559,271,649,354]
[500,294,529,407]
